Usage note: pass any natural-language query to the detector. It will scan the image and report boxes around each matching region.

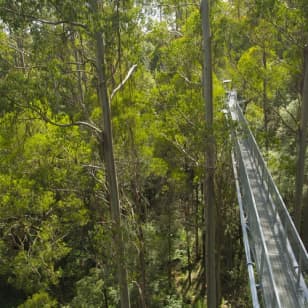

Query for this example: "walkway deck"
[228,91,308,307]
[240,137,299,307]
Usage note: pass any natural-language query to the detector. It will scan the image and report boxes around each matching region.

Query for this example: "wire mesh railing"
[229,92,308,306]
[233,134,282,307]
[231,151,260,308]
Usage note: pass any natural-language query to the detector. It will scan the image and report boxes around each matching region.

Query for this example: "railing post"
[297,246,302,289]
[254,146,257,170]
[267,173,270,202]
[261,161,265,183]
[272,292,277,308]
[284,215,289,249]
[260,247,265,277]
[273,189,279,223]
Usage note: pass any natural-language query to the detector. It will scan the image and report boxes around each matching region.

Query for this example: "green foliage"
[163,295,183,307]
[1,0,300,306]
[18,291,57,308]
[69,268,116,308]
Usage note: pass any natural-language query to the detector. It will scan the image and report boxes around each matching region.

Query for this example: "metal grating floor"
[239,138,300,307]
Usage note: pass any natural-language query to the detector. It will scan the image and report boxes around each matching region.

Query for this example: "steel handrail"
[234,101,308,282]
[227,96,260,307]
[233,135,282,307]
[231,151,260,307]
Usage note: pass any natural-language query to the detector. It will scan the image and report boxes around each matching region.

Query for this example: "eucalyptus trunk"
[201,0,217,307]
[94,4,130,307]
[262,48,269,151]
[194,184,200,261]
[295,45,308,232]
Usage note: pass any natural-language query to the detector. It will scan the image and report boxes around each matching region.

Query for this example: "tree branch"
[44,117,102,134]
[7,42,32,55]
[177,71,201,86]
[270,106,298,134]
[110,64,138,100]
[160,133,199,166]
[268,19,304,48]
[0,6,88,30]
[81,164,103,170]
[19,102,102,134]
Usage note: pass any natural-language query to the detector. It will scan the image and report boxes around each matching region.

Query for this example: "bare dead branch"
[18,102,102,134]
[169,30,183,37]
[160,133,199,166]
[7,42,32,55]
[39,115,102,134]
[270,106,298,134]
[177,71,201,86]
[110,64,138,100]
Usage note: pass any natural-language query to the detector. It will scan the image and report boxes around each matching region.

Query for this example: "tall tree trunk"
[295,44,308,232]
[128,126,147,307]
[184,199,192,286]
[263,48,269,151]
[201,183,206,297]
[195,184,200,261]
[94,4,130,307]
[103,287,109,308]
[216,182,224,306]
[73,37,89,119]
[137,224,147,308]
[132,177,147,307]
[201,0,217,307]
[167,199,172,290]
[16,34,26,72]
[184,157,193,286]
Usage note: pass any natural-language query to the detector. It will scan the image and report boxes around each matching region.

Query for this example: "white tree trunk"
[94,1,130,306]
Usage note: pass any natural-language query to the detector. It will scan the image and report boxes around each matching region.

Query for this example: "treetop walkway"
[228,91,308,307]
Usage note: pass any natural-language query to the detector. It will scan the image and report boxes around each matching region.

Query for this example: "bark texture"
[201,0,217,306]
[94,2,130,305]
[295,44,308,232]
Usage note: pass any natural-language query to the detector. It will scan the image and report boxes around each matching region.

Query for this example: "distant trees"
[219,0,308,242]
[0,0,263,306]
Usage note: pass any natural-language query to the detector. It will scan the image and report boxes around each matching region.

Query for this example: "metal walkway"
[228,91,308,307]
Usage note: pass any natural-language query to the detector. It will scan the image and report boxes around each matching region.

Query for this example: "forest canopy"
[0,0,307,307]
